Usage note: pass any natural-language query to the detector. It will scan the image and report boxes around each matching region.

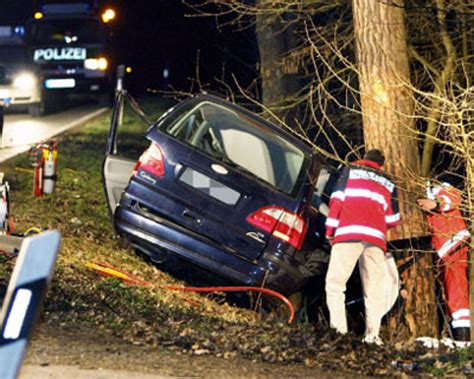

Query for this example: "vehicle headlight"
[84,57,108,71]
[13,73,37,89]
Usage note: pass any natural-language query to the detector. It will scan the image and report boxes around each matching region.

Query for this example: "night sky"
[116,0,258,94]
[0,0,259,95]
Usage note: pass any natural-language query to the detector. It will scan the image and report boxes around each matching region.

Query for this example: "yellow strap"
[85,262,132,281]
[24,227,42,235]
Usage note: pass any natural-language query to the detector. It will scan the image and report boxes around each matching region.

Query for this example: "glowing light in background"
[84,57,108,71]
[101,9,116,23]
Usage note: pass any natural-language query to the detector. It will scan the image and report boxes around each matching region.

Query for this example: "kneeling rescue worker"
[324,149,400,345]
[417,180,471,342]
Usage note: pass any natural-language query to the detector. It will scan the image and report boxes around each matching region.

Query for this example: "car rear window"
[162,101,306,194]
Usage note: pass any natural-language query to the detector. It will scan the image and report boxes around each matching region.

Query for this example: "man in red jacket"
[417,181,471,342]
[325,149,400,345]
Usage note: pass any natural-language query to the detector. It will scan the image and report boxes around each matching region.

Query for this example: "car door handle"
[182,210,202,225]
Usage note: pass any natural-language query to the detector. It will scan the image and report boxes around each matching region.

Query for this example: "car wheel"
[257,290,304,323]
[28,103,45,117]
[98,93,112,107]
[289,291,303,311]
[116,235,131,250]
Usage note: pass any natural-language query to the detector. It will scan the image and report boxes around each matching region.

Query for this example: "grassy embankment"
[0,98,472,377]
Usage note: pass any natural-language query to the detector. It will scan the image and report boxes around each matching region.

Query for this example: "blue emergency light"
[0,26,24,38]
[14,26,25,37]
[41,2,92,15]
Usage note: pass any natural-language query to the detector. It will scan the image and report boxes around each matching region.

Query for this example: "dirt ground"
[20,323,349,378]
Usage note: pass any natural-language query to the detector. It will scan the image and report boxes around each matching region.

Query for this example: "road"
[0,105,108,163]
[20,365,167,379]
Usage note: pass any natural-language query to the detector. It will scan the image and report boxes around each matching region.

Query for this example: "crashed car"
[103,94,329,296]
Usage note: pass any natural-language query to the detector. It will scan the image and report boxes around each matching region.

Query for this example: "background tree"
[255,1,301,125]
[405,0,473,340]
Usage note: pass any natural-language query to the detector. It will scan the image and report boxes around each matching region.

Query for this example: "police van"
[0,25,43,116]
[25,1,116,113]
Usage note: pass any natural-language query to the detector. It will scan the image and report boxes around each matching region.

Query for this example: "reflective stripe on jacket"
[426,183,470,256]
[325,160,400,251]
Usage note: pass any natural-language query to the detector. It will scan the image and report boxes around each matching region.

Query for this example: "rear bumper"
[114,204,310,294]
[0,85,41,106]
[115,204,265,286]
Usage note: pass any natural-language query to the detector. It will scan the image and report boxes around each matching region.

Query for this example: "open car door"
[102,80,153,216]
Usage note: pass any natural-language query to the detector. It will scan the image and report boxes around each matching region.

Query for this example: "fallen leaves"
[1,111,471,378]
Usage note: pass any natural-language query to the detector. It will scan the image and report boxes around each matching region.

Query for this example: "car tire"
[116,235,131,250]
[31,92,59,116]
[98,93,112,107]
[288,291,303,311]
[28,103,45,117]
[258,290,304,323]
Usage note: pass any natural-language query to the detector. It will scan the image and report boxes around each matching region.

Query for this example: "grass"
[0,96,472,377]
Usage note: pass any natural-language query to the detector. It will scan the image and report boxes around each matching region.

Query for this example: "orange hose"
[164,285,295,324]
[88,261,295,324]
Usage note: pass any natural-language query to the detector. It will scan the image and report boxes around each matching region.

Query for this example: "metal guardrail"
[0,231,61,379]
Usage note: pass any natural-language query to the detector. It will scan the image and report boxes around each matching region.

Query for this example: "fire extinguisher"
[32,145,44,197]
[32,141,58,197]
[43,142,58,195]
[0,173,12,234]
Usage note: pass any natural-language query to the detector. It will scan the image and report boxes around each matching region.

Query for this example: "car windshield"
[28,19,105,45]
[163,101,307,195]
[0,47,29,64]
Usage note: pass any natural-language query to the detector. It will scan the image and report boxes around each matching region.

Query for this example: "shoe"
[453,327,471,342]
[363,334,383,346]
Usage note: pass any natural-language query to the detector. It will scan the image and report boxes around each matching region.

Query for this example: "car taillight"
[247,206,307,249]
[133,142,164,177]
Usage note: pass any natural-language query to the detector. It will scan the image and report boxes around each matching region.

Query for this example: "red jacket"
[325,160,400,251]
[426,182,470,258]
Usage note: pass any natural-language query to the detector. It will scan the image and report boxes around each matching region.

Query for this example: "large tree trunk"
[255,2,301,127]
[352,0,436,337]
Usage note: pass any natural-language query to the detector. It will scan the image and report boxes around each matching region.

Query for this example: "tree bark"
[352,0,436,337]
[255,2,301,127]
[256,8,287,107]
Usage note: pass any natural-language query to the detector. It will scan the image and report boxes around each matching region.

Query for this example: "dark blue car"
[103,93,329,296]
